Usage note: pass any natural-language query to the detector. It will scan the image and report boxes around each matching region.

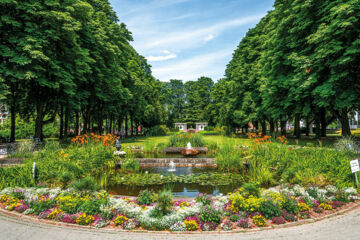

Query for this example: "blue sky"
[110,0,274,82]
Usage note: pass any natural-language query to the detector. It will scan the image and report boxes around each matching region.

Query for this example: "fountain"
[181,142,200,156]
[168,160,176,172]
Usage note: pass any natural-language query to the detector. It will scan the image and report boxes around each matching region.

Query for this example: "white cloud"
[204,34,214,41]
[145,15,263,50]
[147,52,177,61]
[152,49,232,81]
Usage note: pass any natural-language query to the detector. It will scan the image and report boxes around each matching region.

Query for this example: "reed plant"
[167,133,205,147]
[216,140,244,172]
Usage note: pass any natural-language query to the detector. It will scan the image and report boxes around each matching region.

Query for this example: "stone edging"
[0,201,359,235]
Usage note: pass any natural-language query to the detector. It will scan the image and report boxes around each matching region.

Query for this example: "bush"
[199,205,221,224]
[153,189,172,214]
[282,197,299,215]
[78,200,102,215]
[260,199,281,219]
[32,200,56,215]
[58,172,74,189]
[145,125,168,136]
[71,177,100,193]
[229,211,248,222]
[242,182,260,197]
[137,189,154,205]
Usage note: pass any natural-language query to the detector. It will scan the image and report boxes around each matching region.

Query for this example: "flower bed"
[0,185,358,232]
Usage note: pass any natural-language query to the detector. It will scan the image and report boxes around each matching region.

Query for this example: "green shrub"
[78,200,102,215]
[137,189,154,205]
[153,189,172,214]
[145,125,168,136]
[260,199,281,219]
[199,206,221,224]
[58,172,74,189]
[242,182,260,197]
[71,177,100,193]
[282,197,299,215]
[32,200,56,215]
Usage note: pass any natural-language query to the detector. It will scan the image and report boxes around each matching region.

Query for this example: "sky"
[109,0,274,82]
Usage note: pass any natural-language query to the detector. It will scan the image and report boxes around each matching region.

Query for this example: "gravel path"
[0,208,359,240]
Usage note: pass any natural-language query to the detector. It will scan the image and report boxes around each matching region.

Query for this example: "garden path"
[0,207,359,240]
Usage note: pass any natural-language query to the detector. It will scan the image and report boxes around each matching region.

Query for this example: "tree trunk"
[125,114,128,137]
[280,120,286,136]
[338,111,351,136]
[320,108,327,137]
[9,103,16,143]
[294,114,301,139]
[253,121,259,131]
[269,119,275,135]
[64,107,69,138]
[130,115,134,136]
[109,116,113,134]
[261,120,267,135]
[315,117,321,138]
[34,103,44,140]
[59,105,64,139]
[305,117,311,137]
[75,111,79,136]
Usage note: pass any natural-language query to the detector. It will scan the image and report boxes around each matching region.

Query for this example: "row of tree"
[0,0,164,141]
[210,0,359,137]
[161,77,214,127]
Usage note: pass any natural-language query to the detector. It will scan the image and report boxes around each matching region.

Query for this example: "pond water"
[132,152,215,158]
[105,167,240,197]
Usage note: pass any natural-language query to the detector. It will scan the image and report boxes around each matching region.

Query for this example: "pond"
[104,167,241,198]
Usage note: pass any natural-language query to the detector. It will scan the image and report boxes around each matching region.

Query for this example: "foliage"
[153,189,173,214]
[71,177,100,193]
[137,189,155,205]
[260,199,281,219]
[145,125,168,136]
[282,197,299,215]
[195,193,212,205]
[199,205,221,224]
[78,200,102,215]
[167,133,205,147]
[216,140,244,172]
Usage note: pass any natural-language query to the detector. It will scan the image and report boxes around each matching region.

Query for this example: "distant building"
[174,122,208,132]
[0,104,8,124]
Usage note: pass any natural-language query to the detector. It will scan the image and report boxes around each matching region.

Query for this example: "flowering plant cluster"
[0,184,358,231]
[71,133,117,146]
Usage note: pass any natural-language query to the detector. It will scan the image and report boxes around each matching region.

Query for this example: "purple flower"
[38,209,52,219]
[272,216,286,224]
[62,214,78,224]
[237,218,251,228]
[14,204,29,213]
